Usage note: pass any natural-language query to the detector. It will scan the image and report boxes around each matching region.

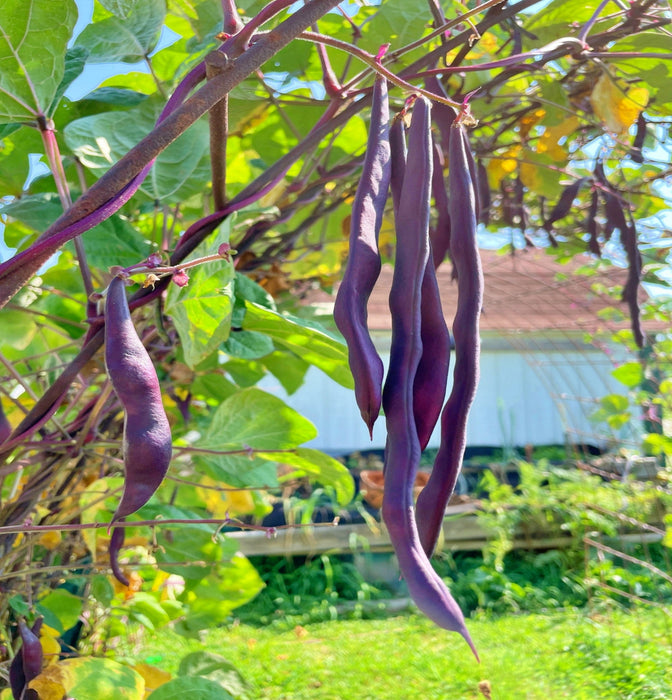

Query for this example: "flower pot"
[359,469,430,510]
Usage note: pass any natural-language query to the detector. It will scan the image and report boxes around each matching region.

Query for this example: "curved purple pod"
[9,617,43,700]
[110,525,130,586]
[416,121,483,560]
[105,277,172,522]
[382,97,477,659]
[333,76,391,437]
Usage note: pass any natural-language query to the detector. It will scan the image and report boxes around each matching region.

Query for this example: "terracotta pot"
[359,469,430,510]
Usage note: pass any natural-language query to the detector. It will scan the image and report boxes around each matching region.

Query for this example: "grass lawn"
[133,605,672,699]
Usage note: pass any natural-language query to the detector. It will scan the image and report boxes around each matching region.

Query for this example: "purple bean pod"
[9,617,43,700]
[110,525,130,586]
[105,277,172,522]
[389,115,406,220]
[0,400,11,444]
[389,110,451,451]
[414,260,451,451]
[333,76,391,437]
[382,97,477,659]
[429,137,452,269]
[416,121,483,560]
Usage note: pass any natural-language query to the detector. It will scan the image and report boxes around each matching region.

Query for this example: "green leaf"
[63,98,211,201]
[146,676,234,700]
[600,394,630,412]
[56,657,145,700]
[8,594,30,617]
[196,452,278,489]
[165,227,235,368]
[260,447,355,506]
[359,0,430,55]
[611,362,644,388]
[48,46,89,116]
[178,651,250,700]
[99,0,140,19]
[524,0,615,44]
[78,87,150,107]
[77,215,150,269]
[221,357,267,387]
[178,554,264,632]
[0,126,43,196]
[75,0,166,63]
[91,576,114,607]
[0,0,78,122]
[233,272,276,310]
[0,309,38,350]
[242,302,353,388]
[148,505,237,580]
[196,387,317,452]
[221,330,274,359]
[191,372,238,403]
[36,588,83,633]
[262,350,309,395]
[642,433,672,457]
[127,593,171,630]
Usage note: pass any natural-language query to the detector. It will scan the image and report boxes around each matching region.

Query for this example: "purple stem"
[222,0,245,35]
[578,0,616,45]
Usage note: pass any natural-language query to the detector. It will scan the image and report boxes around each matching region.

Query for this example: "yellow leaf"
[40,627,62,666]
[28,665,68,700]
[536,117,578,161]
[132,662,172,698]
[28,674,66,700]
[518,108,546,139]
[519,160,540,191]
[486,145,521,188]
[590,73,649,135]
[479,31,499,54]
[196,476,255,518]
[38,530,62,551]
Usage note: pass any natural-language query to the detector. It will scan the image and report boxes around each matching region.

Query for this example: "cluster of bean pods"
[336,84,483,658]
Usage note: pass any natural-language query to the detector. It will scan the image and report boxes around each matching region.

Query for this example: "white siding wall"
[258,338,628,455]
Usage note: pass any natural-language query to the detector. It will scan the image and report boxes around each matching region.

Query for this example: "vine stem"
[299,31,461,109]
[578,0,620,44]
[39,121,95,301]
[0,516,340,537]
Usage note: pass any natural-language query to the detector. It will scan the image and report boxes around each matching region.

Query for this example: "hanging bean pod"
[333,76,391,437]
[105,276,172,522]
[9,617,43,700]
[415,120,483,560]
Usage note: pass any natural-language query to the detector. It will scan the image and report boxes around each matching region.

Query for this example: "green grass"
[133,605,672,699]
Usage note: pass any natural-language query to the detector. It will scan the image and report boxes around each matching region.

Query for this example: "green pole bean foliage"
[0,0,671,694]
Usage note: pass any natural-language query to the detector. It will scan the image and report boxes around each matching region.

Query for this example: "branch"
[0,0,345,311]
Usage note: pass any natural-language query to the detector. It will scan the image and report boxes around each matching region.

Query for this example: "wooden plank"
[226,504,578,557]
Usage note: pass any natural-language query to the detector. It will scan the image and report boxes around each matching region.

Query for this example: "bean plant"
[0,0,671,695]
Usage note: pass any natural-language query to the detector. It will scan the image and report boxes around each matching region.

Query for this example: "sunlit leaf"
[165,226,235,368]
[197,387,317,452]
[75,0,166,63]
[590,73,650,135]
[0,0,78,122]
[242,302,353,388]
